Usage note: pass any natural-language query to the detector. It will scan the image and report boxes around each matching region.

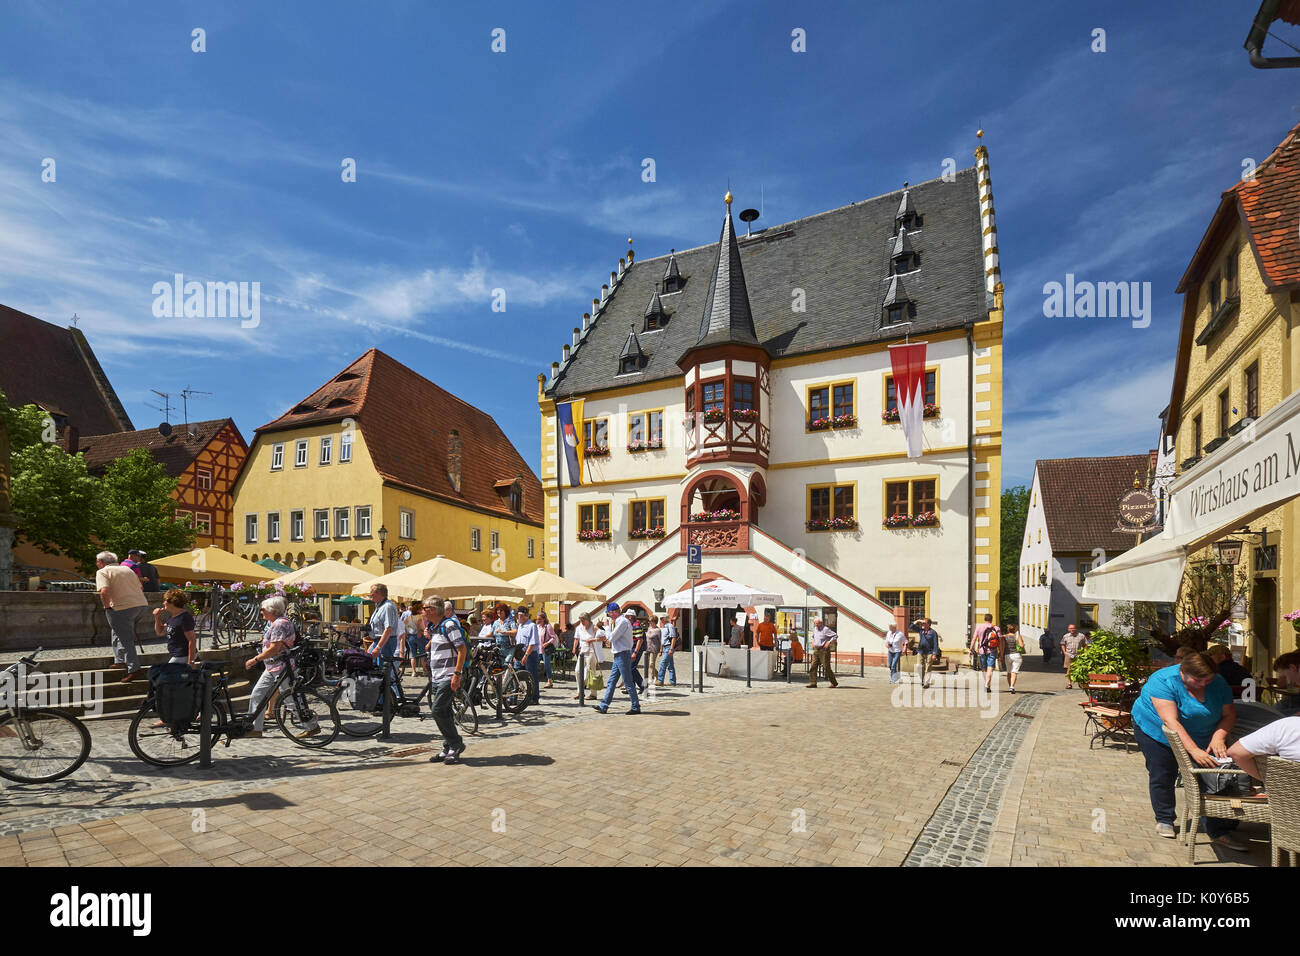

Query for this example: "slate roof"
[0,304,133,435]
[546,167,987,399]
[78,419,237,476]
[692,206,762,351]
[258,349,543,526]
[1035,454,1155,554]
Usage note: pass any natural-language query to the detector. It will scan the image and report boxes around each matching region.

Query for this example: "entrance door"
[1250,577,1277,671]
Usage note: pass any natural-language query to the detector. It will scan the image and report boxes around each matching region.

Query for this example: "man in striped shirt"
[426,600,468,764]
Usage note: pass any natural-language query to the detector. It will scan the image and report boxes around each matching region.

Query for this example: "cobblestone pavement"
[0,654,1274,866]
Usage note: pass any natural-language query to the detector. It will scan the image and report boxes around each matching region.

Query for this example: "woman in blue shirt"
[1131,651,1242,849]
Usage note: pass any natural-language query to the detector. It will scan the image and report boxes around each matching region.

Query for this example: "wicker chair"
[1162,726,1270,863]
[1260,755,1300,867]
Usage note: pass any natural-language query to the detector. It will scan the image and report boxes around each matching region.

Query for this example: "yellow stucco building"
[1166,120,1300,663]
[231,349,544,612]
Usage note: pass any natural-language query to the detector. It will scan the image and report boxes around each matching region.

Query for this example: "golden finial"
[724,190,733,207]
[977,128,984,139]
[627,237,633,245]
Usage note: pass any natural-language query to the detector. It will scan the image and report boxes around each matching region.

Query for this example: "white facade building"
[537,150,1005,657]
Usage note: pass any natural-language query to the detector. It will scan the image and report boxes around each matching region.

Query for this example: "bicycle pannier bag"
[150,662,203,726]
[344,674,383,711]
[340,649,378,674]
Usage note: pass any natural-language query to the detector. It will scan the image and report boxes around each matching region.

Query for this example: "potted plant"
[910,511,938,528]
[578,529,611,541]
[1066,629,1151,692]
[629,527,667,539]
[584,444,610,458]
[831,413,858,428]
[881,408,900,423]
[809,416,833,431]
[702,408,726,423]
[732,407,759,422]
[689,509,740,522]
[1285,609,1300,634]
[923,403,941,419]
[883,513,911,529]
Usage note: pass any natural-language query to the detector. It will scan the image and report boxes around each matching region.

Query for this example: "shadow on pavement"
[457,753,554,768]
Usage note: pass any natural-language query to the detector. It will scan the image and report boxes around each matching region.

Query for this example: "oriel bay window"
[702,381,725,417]
[578,502,611,540]
[630,498,666,539]
[807,483,856,531]
[884,477,938,528]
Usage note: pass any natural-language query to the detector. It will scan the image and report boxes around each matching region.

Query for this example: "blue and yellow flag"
[556,399,584,487]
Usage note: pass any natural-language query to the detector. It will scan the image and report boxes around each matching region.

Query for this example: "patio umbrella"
[151,546,279,585]
[505,568,606,603]
[351,553,524,603]
[256,557,294,573]
[663,579,784,608]
[275,558,377,594]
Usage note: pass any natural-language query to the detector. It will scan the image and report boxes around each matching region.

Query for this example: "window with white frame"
[356,506,371,537]
[194,512,212,535]
[314,509,330,539]
[267,512,281,542]
[340,430,353,463]
[399,509,414,539]
[245,514,258,543]
[196,468,213,490]
[319,436,333,465]
[295,440,308,468]
[271,443,284,470]
[527,538,535,559]
[335,508,350,538]
[471,528,481,551]
[290,510,305,541]
[490,530,500,552]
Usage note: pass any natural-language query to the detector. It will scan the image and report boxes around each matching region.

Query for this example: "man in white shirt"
[1227,715,1300,782]
[884,623,908,685]
[657,616,678,686]
[596,604,640,714]
[807,618,839,688]
[514,606,542,705]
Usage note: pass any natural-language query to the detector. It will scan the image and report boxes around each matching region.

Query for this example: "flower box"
[806,516,858,532]
[689,509,740,522]
[732,408,759,423]
[882,406,940,422]
[702,408,726,423]
[626,439,664,453]
[577,529,611,541]
[831,414,857,429]
[883,513,912,529]
[808,417,833,431]
[584,445,610,458]
[629,527,667,539]
[911,512,938,528]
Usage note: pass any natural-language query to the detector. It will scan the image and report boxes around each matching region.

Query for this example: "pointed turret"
[694,196,760,349]
[890,227,915,261]
[895,183,917,227]
[883,273,912,309]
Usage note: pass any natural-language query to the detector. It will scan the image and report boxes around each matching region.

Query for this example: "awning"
[1084,386,1300,602]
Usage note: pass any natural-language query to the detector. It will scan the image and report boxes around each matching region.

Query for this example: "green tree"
[10,442,100,570]
[1000,485,1029,624]
[96,448,195,562]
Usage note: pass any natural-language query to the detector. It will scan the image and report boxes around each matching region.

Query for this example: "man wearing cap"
[514,606,543,704]
[596,603,640,714]
[95,551,148,682]
[130,550,161,593]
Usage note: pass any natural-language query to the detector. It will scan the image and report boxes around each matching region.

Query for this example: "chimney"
[550,361,559,380]
[592,297,600,315]
[582,312,591,332]
[609,271,617,289]
[600,284,609,304]
[571,327,581,348]
[627,248,634,264]
[562,344,571,363]
[66,425,79,455]
[617,257,626,279]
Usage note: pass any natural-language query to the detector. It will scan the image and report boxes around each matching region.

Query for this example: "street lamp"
[378,525,387,570]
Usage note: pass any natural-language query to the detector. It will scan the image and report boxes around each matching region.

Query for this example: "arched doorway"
[681,471,750,523]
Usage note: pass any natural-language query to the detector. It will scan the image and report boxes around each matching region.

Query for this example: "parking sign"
[687,544,702,579]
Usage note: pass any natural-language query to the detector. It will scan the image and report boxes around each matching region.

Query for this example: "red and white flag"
[888,342,927,459]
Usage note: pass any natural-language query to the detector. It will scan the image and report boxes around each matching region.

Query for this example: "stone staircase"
[2,646,259,721]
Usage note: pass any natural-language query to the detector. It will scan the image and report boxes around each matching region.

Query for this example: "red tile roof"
[78,419,237,476]
[0,304,133,435]
[258,349,543,526]
[1035,454,1155,554]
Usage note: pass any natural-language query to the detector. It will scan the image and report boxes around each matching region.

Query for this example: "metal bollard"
[199,668,213,768]
[746,646,751,688]
[697,650,705,693]
[380,663,393,739]
[860,649,865,678]
[576,653,585,709]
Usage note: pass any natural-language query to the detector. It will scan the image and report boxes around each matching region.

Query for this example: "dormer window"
[882,273,913,326]
[885,303,908,325]
[895,186,919,234]
[662,251,683,294]
[510,482,522,513]
[618,325,647,375]
[620,356,640,374]
[890,228,917,274]
[643,289,669,331]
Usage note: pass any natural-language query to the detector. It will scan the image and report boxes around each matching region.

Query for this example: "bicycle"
[466,642,531,717]
[127,642,340,766]
[329,653,478,738]
[0,648,92,784]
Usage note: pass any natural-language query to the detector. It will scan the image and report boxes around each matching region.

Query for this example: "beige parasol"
[351,554,525,603]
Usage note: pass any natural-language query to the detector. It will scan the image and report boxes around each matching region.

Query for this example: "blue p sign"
[687,544,702,564]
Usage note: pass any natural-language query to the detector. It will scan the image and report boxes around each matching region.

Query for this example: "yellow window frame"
[578,501,612,537]
[883,365,939,414]
[881,474,940,523]
[627,408,665,447]
[875,587,930,619]
[628,496,667,531]
[804,379,856,430]
[807,481,858,526]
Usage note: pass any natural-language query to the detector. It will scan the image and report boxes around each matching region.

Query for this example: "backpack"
[977,625,999,653]
[150,662,204,727]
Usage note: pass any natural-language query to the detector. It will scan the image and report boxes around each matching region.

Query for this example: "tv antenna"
[181,387,212,430]
[146,389,174,425]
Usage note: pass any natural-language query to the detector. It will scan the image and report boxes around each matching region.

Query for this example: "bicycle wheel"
[479,674,501,715]
[128,697,228,767]
[332,682,384,738]
[0,709,92,783]
[452,689,478,736]
[501,669,530,715]
[275,686,339,748]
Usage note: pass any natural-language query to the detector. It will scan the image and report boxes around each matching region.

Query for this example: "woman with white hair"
[242,595,296,736]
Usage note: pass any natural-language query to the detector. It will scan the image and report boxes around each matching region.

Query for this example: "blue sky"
[1,0,1296,489]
